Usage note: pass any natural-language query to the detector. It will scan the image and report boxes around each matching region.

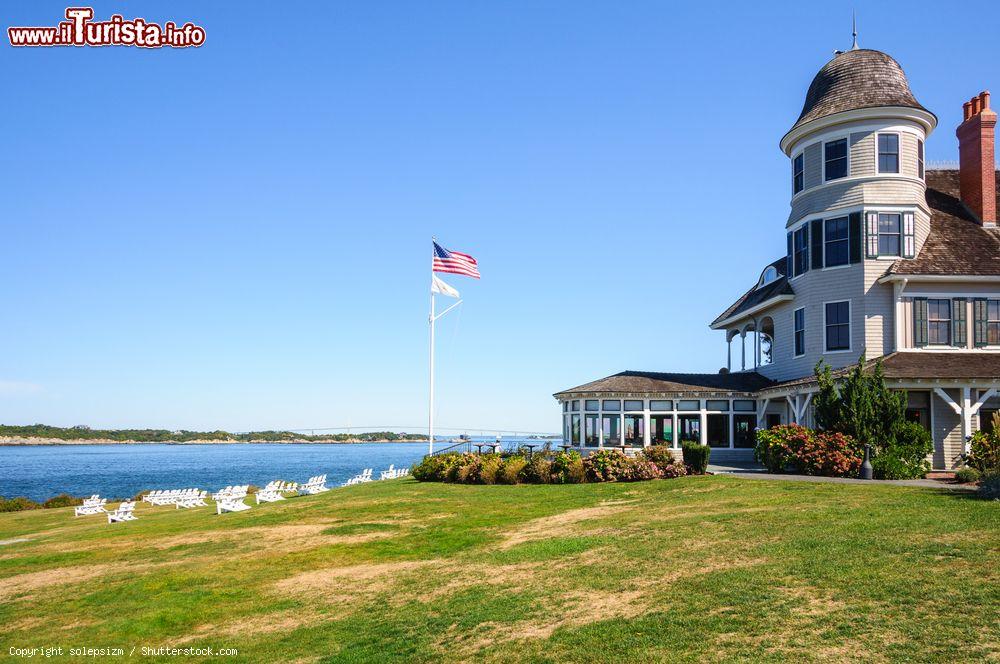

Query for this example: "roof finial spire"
[851,10,859,50]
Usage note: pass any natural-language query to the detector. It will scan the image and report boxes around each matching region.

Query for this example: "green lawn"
[0,476,996,662]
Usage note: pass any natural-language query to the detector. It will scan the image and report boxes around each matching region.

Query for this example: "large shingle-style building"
[554,44,999,469]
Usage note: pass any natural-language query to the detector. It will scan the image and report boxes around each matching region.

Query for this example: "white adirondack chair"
[107,501,137,524]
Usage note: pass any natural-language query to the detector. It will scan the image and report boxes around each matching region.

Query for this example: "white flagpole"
[429,241,436,456]
[428,240,464,457]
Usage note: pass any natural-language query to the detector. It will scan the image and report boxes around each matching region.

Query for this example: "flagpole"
[428,241,435,456]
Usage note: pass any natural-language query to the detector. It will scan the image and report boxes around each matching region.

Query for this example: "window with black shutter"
[824,216,850,267]
[849,212,862,263]
[793,226,809,277]
[974,298,989,347]
[927,299,951,345]
[810,219,823,270]
[952,298,967,348]
[913,298,928,347]
[786,232,793,278]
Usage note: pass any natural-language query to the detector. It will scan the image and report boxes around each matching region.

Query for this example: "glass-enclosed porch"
[560,397,759,450]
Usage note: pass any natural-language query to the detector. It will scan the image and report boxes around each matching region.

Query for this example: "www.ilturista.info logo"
[8,7,205,48]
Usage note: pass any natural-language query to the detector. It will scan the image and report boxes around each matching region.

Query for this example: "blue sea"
[0,438,557,501]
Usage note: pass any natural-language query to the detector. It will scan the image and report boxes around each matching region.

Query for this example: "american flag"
[432,241,480,279]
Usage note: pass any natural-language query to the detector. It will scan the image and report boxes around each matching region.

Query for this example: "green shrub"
[43,493,82,509]
[412,453,463,482]
[550,450,584,484]
[755,425,804,473]
[868,421,932,480]
[681,443,711,474]
[519,455,552,484]
[968,428,1000,472]
[955,467,981,484]
[455,454,484,483]
[583,450,632,482]
[498,456,527,484]
[478,454,504,485]
[0,496,42,512]
[979,470,1000,500]
[640,445,676,468]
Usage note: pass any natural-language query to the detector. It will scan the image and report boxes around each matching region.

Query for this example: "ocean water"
[0,438,557,501]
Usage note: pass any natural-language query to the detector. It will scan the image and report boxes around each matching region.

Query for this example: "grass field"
[0,476,997,662]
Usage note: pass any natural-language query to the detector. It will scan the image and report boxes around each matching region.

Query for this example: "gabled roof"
[554,370,774,397]
[887,169,1000,276]
[710,257,794,328]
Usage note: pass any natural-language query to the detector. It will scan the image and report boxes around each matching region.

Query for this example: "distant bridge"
[234,424,559,437]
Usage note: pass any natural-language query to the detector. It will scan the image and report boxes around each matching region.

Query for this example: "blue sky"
[2,1,998,435]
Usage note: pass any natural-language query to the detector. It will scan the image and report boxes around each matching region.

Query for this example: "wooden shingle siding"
[862,262,895,356]
[787,179,926,227]
[900,132,920,179]
[850,131,874,176]
[757,263,866,382]
[931,389,965,470]
[803,142,822,190]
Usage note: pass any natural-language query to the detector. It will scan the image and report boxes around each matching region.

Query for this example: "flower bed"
[412,447,687,485]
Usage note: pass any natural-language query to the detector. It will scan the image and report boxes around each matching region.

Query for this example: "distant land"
[0,424,427,446]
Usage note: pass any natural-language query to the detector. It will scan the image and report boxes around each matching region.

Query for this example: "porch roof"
[554,370,774,398]
[764,352,1000,392]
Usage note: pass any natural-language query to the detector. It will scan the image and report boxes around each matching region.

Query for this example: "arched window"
[758,266,778,288]
[759,317,775,366]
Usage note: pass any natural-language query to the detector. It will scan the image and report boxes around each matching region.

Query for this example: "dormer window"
[793,154,804,194]
[758,266,778,288]
[824,139,847,181]
[878,134,899,173]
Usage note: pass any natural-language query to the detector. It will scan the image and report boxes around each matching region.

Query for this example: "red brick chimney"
[957,91,997,226]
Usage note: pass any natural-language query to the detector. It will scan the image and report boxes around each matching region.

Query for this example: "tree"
[812,354,929,479]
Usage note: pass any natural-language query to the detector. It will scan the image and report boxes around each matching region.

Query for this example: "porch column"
[962,387,972,445]
[643,405,651,447]
[754,319,761,369]
[757,397,770,429]
[727,335,732,372]
[699,403,707,446]
[740,331,746,371]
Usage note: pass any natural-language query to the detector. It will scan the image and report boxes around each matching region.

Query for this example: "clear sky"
[2,1,998,435]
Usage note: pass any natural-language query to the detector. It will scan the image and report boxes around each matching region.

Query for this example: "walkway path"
[707,463,977,491]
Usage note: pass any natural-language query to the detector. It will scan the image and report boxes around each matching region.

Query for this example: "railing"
[430,440,472,456]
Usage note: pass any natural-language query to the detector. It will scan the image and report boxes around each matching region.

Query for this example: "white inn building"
[554,45,999,469]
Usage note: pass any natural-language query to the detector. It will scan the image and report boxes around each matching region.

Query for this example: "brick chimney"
[957,91,997,226]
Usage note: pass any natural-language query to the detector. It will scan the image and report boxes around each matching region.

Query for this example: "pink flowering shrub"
[754,424,862,477]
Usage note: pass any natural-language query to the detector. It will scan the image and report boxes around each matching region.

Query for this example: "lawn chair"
[107,501,137,524]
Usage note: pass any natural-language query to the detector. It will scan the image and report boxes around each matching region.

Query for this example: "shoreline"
[0,437,428,447]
